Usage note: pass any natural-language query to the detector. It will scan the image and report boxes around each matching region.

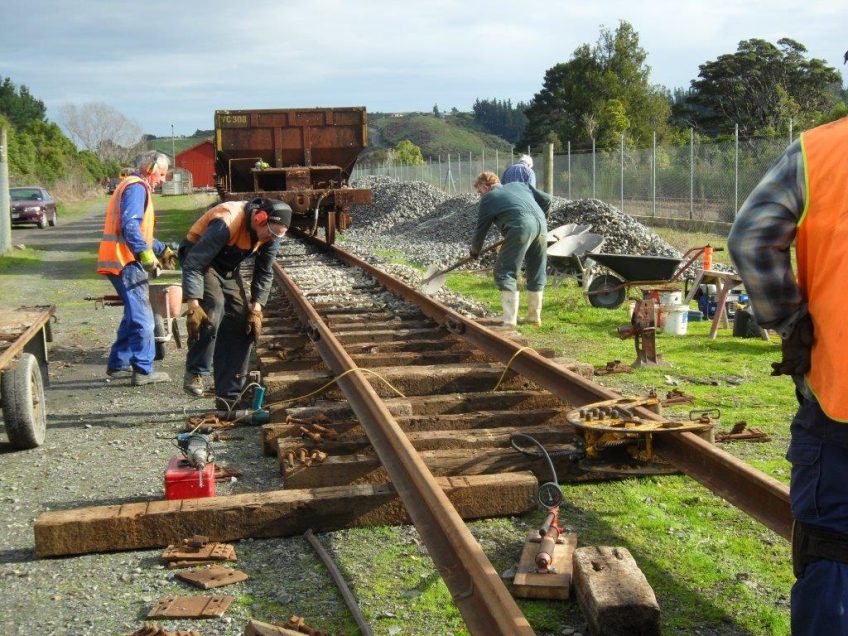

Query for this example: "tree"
[432,104,442,118]
[683,38,841,137]
[58,102,145,163]
[520,21,671,150]
[393,139,425,165]
[0,77,46,129]
[472,98,528,143]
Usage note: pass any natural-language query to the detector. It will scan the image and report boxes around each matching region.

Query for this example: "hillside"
[365,112,512,161]
[143,113,513,165]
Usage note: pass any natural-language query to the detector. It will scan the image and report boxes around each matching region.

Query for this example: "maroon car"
[10,186,58,229]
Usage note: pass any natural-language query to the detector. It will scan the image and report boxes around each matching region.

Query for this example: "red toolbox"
[164,456,216,500]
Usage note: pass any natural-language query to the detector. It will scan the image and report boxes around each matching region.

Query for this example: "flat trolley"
[0,305,55,449]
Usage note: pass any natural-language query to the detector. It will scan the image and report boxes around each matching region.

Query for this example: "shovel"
[420,239,504,295]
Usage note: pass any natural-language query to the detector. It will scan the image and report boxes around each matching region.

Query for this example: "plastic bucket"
[665,305,689,335]
[660,291,682,306]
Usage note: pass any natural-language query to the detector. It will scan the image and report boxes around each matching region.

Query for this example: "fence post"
[734,123,739,216]
[620,133,625,213]
[652,131,656,217]
[592,137,596,199]
[544,142,554,195]
[567,141,571,199]
[689,128,694,220]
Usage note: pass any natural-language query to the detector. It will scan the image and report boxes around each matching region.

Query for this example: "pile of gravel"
[346,177,680,273]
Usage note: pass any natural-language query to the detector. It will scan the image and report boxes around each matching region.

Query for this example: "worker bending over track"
[470,171,551,326]
[179,197,291,405]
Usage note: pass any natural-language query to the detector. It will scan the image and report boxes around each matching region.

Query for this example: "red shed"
[175,139,214,189]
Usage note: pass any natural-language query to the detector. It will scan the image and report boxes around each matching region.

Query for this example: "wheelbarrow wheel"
[1,353,47,449]
[153,314,167,361]
[588,274,626,309]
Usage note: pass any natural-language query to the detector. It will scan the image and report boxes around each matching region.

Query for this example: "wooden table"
[683,270,743,340]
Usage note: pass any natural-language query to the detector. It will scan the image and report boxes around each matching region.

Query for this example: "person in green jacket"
[470,171,551,326]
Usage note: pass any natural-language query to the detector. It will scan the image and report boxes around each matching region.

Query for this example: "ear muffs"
[253,210,268,224]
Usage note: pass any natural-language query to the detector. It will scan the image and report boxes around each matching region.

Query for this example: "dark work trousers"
[106,262,154,374]
[184,267,252,401]
[789,393,848,635]
[494,213,547,292]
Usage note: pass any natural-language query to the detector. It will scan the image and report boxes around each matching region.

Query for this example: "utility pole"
[0,127,11,254]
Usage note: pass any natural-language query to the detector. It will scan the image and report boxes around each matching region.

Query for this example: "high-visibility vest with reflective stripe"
[96,176,154,275]
[797,117,848,421]
[187,201,263,252]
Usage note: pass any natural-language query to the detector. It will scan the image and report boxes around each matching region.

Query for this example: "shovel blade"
[421,263,447,294]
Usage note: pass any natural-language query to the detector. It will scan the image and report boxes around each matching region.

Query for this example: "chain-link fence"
[352,134,792,223]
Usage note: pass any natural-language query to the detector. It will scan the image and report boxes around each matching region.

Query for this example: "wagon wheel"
[587,274,626,309]
[153,314,167,361]
[1,353,47,449]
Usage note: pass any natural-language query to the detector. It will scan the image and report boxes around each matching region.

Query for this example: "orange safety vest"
[186,201,264,252]
[96,176,154,275]
[797,117,848,421]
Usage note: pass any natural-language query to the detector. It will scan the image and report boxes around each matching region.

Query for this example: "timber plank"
[276,424,577,457]
[282,446,590,488]
[262,408,572,455]
[34,473,537,557]
[572,546,660,636]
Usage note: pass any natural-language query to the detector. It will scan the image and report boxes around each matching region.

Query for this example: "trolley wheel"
[153,314,167,361]
[1,353,47,449]
[587,274,627,309]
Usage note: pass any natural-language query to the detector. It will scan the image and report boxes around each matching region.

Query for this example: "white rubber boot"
[521,290,543,326]
[500,290,519,326]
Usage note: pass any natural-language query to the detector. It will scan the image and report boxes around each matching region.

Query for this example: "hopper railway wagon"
[214,107,373,244]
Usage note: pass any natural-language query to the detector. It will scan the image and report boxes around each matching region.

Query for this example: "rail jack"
[513,487,578,600]
[618,298,666,367]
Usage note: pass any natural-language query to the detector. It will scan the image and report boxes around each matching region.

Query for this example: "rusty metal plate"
[161,542,236,563]
[175,566,249,589]
[147,595,233,619]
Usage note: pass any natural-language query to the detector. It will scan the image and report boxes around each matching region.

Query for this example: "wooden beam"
[34,473,538,557]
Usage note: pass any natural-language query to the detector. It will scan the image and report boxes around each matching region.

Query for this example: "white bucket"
[665,304,689,335]
[660,291,682,306]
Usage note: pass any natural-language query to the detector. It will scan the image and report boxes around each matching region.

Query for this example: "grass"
[438,263,793,635]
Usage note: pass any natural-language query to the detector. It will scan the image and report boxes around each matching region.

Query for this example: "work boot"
[106,367,131,378]
[131,370,171,386]
[183,371,206,397]
[500,290,519,326]
[520,290,544,326]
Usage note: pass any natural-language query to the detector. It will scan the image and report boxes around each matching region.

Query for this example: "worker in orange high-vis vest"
[729,116,848,635]
[96,150,175,386]
[178,197,291,406]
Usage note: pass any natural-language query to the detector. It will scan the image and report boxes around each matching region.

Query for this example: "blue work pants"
[185,267,252,400]
[106,262,155,374]
[789,394,848,635]
[494,214,547,292]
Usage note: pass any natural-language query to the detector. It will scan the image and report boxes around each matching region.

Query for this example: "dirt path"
[0,205,311,635]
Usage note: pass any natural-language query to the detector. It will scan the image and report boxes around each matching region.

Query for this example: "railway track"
[34,231,792,635]
[257,233,792,635]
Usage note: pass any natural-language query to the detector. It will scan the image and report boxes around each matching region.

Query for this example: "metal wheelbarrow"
[579,246,719,309]
[86,269,183,360]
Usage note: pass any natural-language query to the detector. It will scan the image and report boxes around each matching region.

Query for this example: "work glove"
[469,249,479,260]
[159,246,177,270]
[137,248,161,273]
[185,306,209,347]
[246,307,263,345]
[771,313,814,377]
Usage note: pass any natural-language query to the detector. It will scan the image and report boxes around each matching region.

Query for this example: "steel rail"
[298,236,791,540]
[272,261,536,636]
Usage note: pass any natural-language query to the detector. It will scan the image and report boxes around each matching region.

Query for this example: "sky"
[1,0,845,140]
